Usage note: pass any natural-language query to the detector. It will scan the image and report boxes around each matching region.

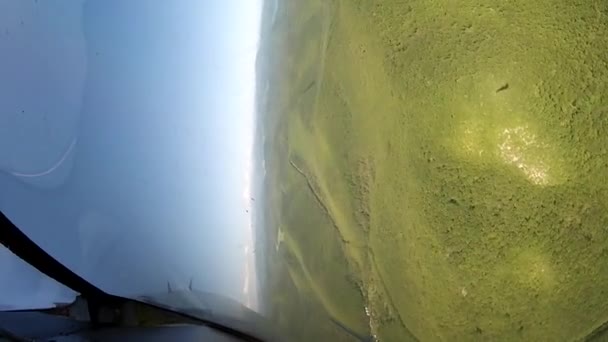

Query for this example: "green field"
[256,0,608,341]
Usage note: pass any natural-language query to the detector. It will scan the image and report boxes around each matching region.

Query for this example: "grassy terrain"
[257,0,608,341]
[255,1,372,340]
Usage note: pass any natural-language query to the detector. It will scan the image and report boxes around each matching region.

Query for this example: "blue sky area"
[0,0,263,310]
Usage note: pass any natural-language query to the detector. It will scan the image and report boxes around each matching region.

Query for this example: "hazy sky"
[0,0,262,310]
